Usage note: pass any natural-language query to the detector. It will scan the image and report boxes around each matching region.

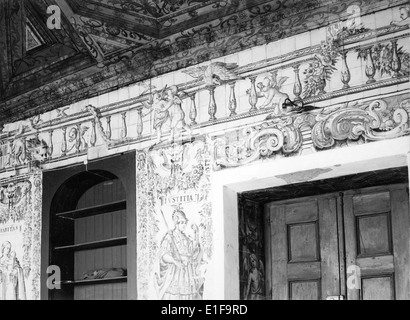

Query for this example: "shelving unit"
[44,152,137,300]
[56,200,126,220]
[50,177,128,299]
[58,276,128,287]
[54,236,127,252]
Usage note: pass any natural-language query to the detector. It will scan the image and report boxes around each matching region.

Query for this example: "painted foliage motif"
[136,139,212,299]
[0,173,41,300]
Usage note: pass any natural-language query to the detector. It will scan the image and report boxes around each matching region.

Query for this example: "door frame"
[209,136,410,299]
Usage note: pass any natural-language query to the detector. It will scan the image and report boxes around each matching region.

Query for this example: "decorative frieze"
[0,5,408,173]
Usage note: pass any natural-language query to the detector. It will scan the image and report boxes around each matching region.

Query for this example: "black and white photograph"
[0,0,409,303]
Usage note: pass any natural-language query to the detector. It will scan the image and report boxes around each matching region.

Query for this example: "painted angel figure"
[183,62,244,86]
[254,71,289,115]
[166,85,192,143]
[244,253,264,300]
[142,85,191,145]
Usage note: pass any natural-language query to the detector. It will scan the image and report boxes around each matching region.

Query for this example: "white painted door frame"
[204,136,410,300]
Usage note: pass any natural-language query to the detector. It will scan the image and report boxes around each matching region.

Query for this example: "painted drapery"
[136,138,212,300]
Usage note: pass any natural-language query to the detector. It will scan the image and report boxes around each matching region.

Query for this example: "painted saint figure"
[155,208,204,300]
[0,241,26,300]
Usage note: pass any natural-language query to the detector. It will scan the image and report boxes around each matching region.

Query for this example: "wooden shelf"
[58,276,127,286]
[54,237,127,252]
[56,200,126,220]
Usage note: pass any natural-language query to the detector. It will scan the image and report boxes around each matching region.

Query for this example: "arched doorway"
[41,152,136,300]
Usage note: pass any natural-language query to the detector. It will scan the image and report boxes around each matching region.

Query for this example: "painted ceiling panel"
[0,0,405,126]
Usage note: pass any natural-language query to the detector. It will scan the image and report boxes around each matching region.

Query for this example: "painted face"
[31,145,48,161]
[262,78,270,90]
[3,242,11,256]
[177,219,187,231]
[212,75,222,86]
[250,255,257,268]
[38,146,48,160]
[400,8,409,20]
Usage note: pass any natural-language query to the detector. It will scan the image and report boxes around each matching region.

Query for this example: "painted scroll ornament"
[312,99,410,149]
[213,98,410,170]
[213,115,305,169]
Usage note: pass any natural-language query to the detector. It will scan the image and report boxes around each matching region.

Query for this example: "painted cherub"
[254,71,289,115]
[391,5,410,26]
[166,85,192,143]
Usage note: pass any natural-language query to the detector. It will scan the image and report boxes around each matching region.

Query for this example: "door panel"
[356,213,391,256]
[361,275,395,300]
[288,222,319,262]
[344,185,410,300]
[268,195,341,300]
[289,280,321,300]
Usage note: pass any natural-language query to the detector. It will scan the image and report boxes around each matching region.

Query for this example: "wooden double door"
[265,184,410,300]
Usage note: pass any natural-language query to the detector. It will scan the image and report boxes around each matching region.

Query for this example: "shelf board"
[58,276,127,286]
[56,200,126,220]
[54,237,127,252]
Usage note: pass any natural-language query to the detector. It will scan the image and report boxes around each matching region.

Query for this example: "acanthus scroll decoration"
[312,99,410,149]
[213,96,410,170]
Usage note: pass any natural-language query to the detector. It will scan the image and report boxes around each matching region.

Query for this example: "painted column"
[137,109,143,138]
[208,86,217,121]
[90,120,97,147]
[391,39,401,78]
[293,65,302,101]
[229,82,238,116]
[121,112,127,139]
[189,93,197,126]
[341,50,351,89]
[61,127,67,157]
[248,76,258,112]
[106,116,112,140]
[48,130,54,158]
[365,47,376,84]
